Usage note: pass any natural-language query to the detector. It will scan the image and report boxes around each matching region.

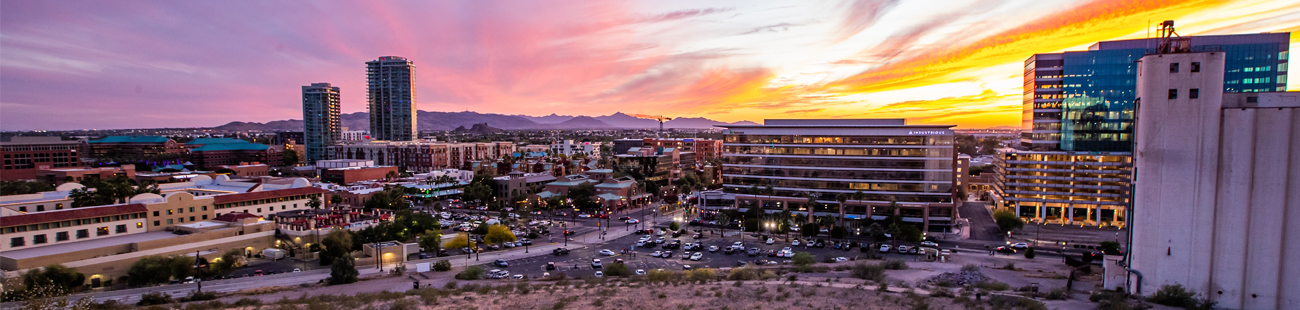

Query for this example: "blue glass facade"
[1043,34,1290,152]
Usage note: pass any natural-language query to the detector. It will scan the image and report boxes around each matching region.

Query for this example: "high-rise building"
[366,56,417,141]
[1126,45,1299,308]
[717,119,959,232]
[302,83,341,164]
[1023,31,1288,152]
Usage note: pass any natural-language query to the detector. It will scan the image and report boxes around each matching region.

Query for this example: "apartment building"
[550,140,599,157]
[992,149,1131,227]
[367,56,417,141]
[302,82,342,163]
[642,138,723,164]
[327,140,513,173]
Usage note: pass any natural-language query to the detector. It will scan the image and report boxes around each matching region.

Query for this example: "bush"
[881,259,908,270]
[1147,284,1215,309]
[328,254,359,285]
[1024,247,1035,259]
[433,260,452,272]
[961,264,980,272]
[646,269,674,282]
[136,292,172,306]
[1092,290,1146,310]
[455,266,484,280]
[993,210,1024,232]
[930,287,954,298]
[791,252,816,266]
[686,269,716,282]
[603,263,632,277]
[1045,287,1070,300]
[1099,241,1122,255]
[231,298,261,307]
[850,263,886,283]
[180,290,218,302]
[1002,262,1016,270]
[727,267,760,281]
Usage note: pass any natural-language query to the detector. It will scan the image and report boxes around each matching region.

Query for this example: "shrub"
[961,264,980,272]
[231,298,261,307]
[727,267,760,281]
[1024,247,1035,259]
[455,266,484,280]
[1045,287,1070,300]
[881,259,908,270]
[433,260,452,272]
[791,252,816,266]
[1147,284,1215,309]
[328,254,359,285]
[180,290,218,302]
[136,292,172,306]
[993,210,1024,232]
[686,269,715,282]
[1091,290,1146,310]
[822,256,836,263]
[646,269,674,282]
[443,281,458,290]
[976,281,1011,291]
[850,263,886,283]
[603,263,632,277]
[1002,263,1016,270]
[930,287,954,298]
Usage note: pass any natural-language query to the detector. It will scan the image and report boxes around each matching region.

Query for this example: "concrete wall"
[1133,51,1299,309]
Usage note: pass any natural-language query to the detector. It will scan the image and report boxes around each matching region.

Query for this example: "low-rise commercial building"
[189,142,280,170]
[320,165,399,184]
[88,136,184,162]
[550,140,599,157]
[327,140,514,173]
[1,136,86,181]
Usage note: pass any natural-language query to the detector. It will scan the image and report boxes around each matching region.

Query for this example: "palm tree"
[866,222,884,257]
[307,195,322,210]
[835,193,848,228]
[716,213,731,240]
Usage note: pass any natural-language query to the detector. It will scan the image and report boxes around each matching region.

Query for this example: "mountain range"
[212,111,757,132]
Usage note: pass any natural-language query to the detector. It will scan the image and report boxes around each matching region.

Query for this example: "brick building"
[1,137,86,181]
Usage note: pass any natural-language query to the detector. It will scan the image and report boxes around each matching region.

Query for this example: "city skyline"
[2,0,1298,131]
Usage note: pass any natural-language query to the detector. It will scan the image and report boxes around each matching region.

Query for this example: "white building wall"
[1,215,147,252]
[1133,51,1300,309]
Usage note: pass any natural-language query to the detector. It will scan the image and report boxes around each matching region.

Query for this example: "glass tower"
[366,56,417,141]
[1023,33,1289,152]
[302,83,340,164]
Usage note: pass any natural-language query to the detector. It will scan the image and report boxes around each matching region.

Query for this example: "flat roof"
[175,221,228,229]
[1,231,177,260]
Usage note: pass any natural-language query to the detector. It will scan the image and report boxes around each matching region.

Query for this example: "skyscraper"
[1022,31,1289,152]
[366,56,417,141]
[302,83,341,164]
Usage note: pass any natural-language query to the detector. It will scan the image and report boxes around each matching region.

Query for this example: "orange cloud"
[823,0,1231,94]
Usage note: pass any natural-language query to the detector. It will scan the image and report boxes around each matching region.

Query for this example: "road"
[959,201,1003,241]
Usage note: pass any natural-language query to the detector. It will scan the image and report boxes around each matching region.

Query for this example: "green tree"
[419,230,442,253]
[455,266,484,280]
[993,210,1024,233]
[1099,241,1122,255]
[328,254,359,285]
[716,213,730,238]
[791,252,816,267]
[899,224,923,242]
[330,194,343,205]
[483,224,517,245]
[320,229,353,266]
[22,264,85,293]
[0,180,55,195]
[668,221,680,231]
[210,249,244,276]
[126,256,174,286]
[1024,247,1036,259]
[306,194,322,210]
[69,176,160,208]
[166,255,196,281]
[800,223,819,238]
[830,226,847,239]
[462,182,494,204]
[282,148,300,166]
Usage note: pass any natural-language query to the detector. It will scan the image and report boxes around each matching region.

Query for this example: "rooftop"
[192,143,269,152]
[0,231,177,260]
[186,137,249,145]
[1,204,147,228]
[89,136,169,144]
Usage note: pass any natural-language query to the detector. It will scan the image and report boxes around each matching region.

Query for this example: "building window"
[202,215,208,220]
[1191,62,1200,72]
[154,220,160,227]
[77,229,89,239]
[18,207,26,212]
[56,203,64,210]
[1169,63,1179,73]
[56,232,69,241]
[1247,96,1258,103]
[189,216,195,222]
[167,219,173,224]
[167,210,173,215]
[96,227,109,236]
[116,224,127,233]
[10,237,23,247]
[1168,89,1178,99]
[202,206,208,211]
[1190,88,1199,99]
[33,234,47,244]
[36,205,44,212]
[137,222,144,228]
[154,211,160,216]
[257,208,262,213]
[189,207,194,213]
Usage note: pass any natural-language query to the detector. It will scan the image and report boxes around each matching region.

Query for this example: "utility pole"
[195,249,202,293]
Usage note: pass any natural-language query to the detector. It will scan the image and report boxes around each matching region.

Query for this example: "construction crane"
[650,115,672,137]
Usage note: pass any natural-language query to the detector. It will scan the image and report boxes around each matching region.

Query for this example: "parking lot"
[468,224,944,279]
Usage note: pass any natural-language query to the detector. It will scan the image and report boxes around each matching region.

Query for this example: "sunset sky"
[2,0,1297,131]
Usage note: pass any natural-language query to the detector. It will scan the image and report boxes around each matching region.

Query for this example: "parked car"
[765,238,775,245]
[879,244,891,252]
[683,265,692,270]
[724,247,736,254]
[591,259,602,269]
[792,239,801,246]
[747,248,761,256]
[552,248,570,255]
[690,252,703,261]
[921,241,939,247]
[897,245,910,253]
[651,251,663,257]
[655,237,666,244]
[662,251,674,258]
[636,269,647,275]
[834,257,849,262]
[594,271,603,277]
[708,245,719,252]
[997,246,1017,254]
[546,262,556,270]
[494,259,509,267]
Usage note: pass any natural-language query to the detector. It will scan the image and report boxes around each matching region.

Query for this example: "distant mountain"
[517,113,576,124]
[452,123,505,134]
[212,110,752,132]
[594,112,660,128]
[548,116,617,129]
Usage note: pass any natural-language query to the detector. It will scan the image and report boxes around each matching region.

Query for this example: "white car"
[791,239,801,246]
[690,252,703,261]
[879,244,891,252]
[594,271,604,277]
[440,212,451,219]
[651,251,663,257]
[599,249,616,256]
[708,245,719,252]
[639,236,652,242]
[626,219,640,224]
[292,268,301,272]
[766,238,775,245]
[655,237,666,244]
[635,269,647,275]
[897,245,910,253]
[1012,243,1029,249]
[511,274,525,280]
[733,242,744,249]
[921,241,939,247]
[657,230,666,236]
[834,257,849,262]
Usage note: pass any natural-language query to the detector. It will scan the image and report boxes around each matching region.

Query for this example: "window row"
[8,223,140,247]
[2,212,146,234]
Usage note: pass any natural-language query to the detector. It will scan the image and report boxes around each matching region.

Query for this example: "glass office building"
[1024,32,1289,152]
[720,119,958,232]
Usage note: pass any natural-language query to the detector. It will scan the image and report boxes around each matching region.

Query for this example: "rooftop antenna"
[1156,20,1189,54]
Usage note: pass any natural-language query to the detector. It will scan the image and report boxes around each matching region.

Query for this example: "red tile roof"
[2,204,147,228]
[212,187,327,204]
